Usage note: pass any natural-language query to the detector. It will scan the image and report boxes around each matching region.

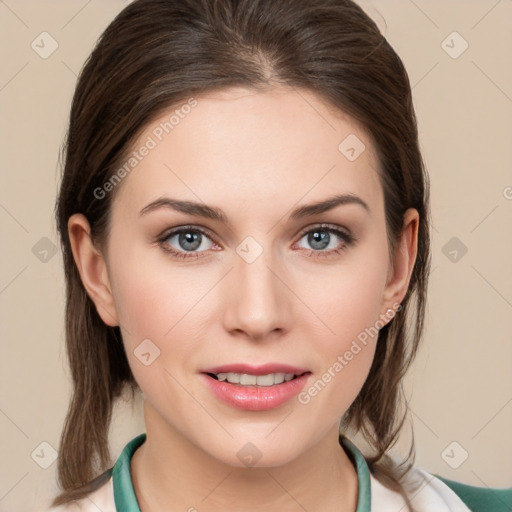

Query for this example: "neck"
[131,404,358,512]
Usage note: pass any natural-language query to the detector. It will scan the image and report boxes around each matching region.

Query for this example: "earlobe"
[381,208,419,314]
[67,214,119,327]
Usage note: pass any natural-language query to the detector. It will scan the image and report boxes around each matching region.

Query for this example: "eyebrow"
[139,193,369,223]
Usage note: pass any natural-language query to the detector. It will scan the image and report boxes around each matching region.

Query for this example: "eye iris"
[308,230,330,250]
[179,231,201,251]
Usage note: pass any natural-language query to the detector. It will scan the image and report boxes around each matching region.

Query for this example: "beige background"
[1,0,511,510]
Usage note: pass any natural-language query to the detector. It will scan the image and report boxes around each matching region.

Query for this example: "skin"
[69,86,418,512]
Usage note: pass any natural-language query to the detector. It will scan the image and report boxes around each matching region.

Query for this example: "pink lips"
[201,363,311,411]
[202,363,310,376]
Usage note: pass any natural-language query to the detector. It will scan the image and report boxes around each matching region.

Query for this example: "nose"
[222,242,291,342]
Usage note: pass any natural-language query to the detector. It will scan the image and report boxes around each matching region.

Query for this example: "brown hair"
[53,0,430,507]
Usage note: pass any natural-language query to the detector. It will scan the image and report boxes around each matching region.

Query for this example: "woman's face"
[84,86,416,467]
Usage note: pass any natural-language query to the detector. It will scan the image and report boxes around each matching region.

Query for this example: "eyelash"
[156,224,356,261]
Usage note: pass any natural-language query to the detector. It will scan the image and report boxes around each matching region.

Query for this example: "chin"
[202,432,309,470]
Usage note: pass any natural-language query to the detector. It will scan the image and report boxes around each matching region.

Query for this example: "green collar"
[112,432,371,511]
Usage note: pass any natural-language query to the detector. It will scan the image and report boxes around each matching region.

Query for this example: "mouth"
[200,363,312,410]
[205,371,306,387]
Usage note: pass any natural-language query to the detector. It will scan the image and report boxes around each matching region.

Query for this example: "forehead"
[112,86,383,221]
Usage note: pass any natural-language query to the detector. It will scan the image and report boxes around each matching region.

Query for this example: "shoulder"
[35,476,115,512]
[397,466,512,512]
[433,473,512,512]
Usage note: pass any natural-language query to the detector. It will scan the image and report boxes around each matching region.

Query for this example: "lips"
[202,363,310,376]
[200,363,312,411]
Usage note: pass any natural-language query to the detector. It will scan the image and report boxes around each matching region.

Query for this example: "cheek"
[108,240,202,341]
[305,248,389,344]
[109,261,198,402]
[107,240,216,380]
[297,248,388,410]
[297,287,382,421]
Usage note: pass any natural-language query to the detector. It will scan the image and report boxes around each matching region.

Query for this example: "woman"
[45,0,512,510]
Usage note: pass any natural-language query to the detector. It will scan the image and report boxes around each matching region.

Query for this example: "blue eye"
[296,225,355,258]
[158,227,216,260]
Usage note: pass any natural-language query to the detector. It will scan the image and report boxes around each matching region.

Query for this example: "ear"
[68,213,119,327]
[380,208,419,315]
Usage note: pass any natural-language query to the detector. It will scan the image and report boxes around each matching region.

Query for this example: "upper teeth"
[216,372,297,386]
